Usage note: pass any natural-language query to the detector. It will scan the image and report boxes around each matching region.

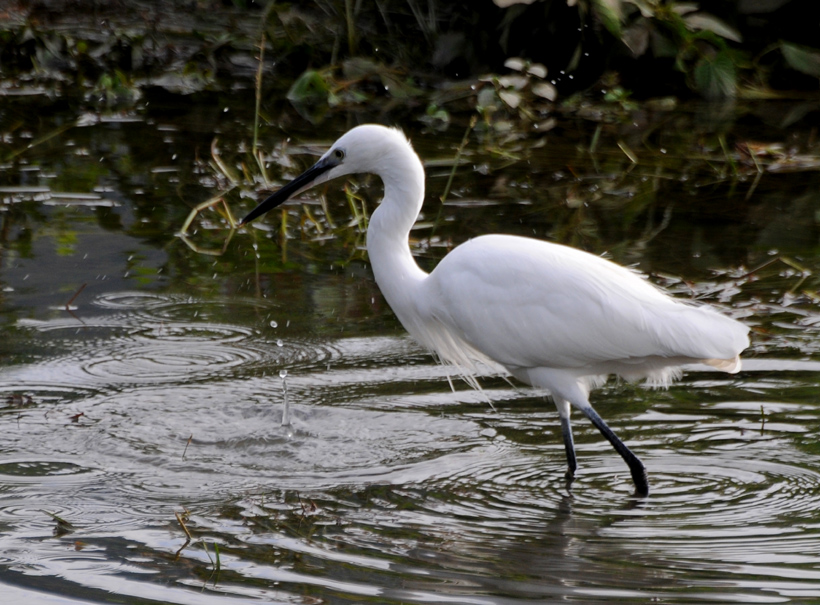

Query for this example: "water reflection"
[3,93,820,603]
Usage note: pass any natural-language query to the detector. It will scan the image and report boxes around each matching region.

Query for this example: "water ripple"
[81,338,264,384]
[10,292,341,391]
[4,290,820,603]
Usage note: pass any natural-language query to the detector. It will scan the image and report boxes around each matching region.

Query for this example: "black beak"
[239,156,336,226]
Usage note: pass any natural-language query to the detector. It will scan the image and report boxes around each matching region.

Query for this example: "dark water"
[2,91,820,604]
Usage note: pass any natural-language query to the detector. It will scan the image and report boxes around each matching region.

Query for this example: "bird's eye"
[333,149,345,161]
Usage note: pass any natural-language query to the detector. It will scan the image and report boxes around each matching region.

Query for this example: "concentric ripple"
[80,337,265,384]
[591,451,820,533]
[9,291,340,392]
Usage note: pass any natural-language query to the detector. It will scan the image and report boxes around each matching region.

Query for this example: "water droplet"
[270,320,278,328]
[279,369,288,379]
[276,339,283,347]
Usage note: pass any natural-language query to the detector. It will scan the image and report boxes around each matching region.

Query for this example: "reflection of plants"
[92,70,141,106]
[179,189,238,257]
[0,14,252,105]
[54,227,78,257]
[285,58,422,123]
[184,133,373,268]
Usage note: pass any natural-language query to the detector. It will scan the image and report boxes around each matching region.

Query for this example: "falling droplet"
[270,320,278,328]
[280,370,291,429]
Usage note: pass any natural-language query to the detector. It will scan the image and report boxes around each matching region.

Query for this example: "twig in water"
[253,31,265,172]
[182,434,193,459]
[617,140,638,164]
[65,283,87,311]
[440,115,477,205]
[589,123,602,154]
[175,509,192,541]
[43,510,76,536]
[745,145,763,201]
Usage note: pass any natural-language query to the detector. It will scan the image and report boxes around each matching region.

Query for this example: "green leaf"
[341,57,380,80]
[684,13,742,43]
[782,42,820,78]
[286,69,330,105]
[379,72,421,99]
[493,0,537,6]
[671,3,700,16]
[693,52,737,99]
[526,63,547,78]
[498,90,521,108]
[592,0,623,38]
[532,81,557,101]
[622,22,649,57]
[651,30,678,59]
[503,57,526,72]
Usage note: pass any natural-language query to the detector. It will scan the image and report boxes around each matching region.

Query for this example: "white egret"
[240,124,749,496]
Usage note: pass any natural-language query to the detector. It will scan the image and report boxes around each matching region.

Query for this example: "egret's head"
[239,124,412,226]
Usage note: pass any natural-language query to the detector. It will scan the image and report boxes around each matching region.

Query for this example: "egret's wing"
[417,235,748,371]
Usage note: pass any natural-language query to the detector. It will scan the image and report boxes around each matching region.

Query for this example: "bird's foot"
[631,466,649,497]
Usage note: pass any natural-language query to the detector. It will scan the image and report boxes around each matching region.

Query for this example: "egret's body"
[241,124,749,495]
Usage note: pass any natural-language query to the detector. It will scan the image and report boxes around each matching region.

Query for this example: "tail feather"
[702,356,742,374]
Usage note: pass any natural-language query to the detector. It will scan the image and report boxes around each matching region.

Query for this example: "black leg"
[560,414,577,480]
[581,406,649,496]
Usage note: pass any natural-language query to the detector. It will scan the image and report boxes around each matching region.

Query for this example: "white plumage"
[240,124,750,495]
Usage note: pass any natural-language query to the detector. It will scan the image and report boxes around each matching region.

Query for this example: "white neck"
[366,146,428,328]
